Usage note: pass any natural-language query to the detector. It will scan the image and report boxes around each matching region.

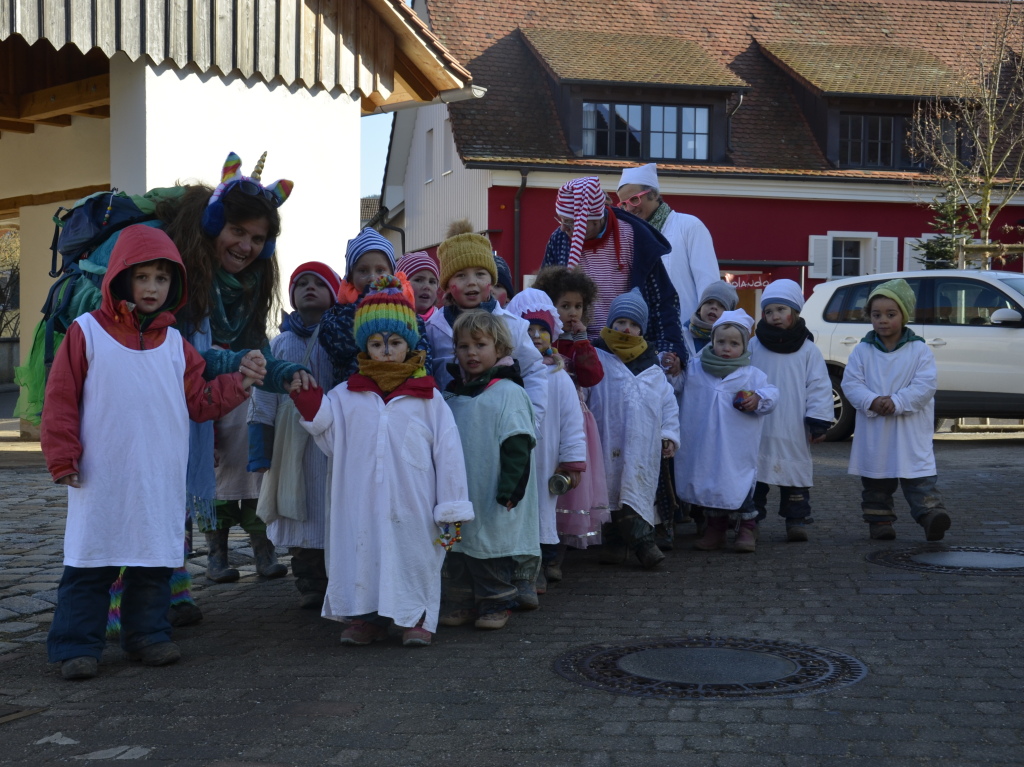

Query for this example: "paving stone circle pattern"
[866,545,1024,576]
[553,636,869,700]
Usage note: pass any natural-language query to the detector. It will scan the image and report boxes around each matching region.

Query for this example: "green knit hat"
[869,279,915,323]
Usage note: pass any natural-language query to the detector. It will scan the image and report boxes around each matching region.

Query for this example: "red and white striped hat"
[555,176,607,269]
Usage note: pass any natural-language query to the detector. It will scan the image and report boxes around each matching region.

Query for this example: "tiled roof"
[520,28,748,89]
[360,196,381,224]
[425,0,1007,179]
[759,42,962,98]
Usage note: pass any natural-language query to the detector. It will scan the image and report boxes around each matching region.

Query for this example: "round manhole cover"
[867,546,1024,575]
[553,637,868,700]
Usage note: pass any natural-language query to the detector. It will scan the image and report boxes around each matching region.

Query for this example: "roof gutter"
[513,169,529,288]
[367,84,488,115]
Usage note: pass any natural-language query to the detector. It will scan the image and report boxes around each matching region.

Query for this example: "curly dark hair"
[532,266,598,315]
[156,184,281,350]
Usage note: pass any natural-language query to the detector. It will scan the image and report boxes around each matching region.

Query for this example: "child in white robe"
[290,276,474,647]
[842,279,950,541]
[675,310,778,553]
[749,279,833,542]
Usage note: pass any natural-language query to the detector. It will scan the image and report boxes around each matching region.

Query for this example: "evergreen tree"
[912,187,973,269]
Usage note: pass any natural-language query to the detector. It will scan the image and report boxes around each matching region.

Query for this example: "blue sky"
[361,113,394,197]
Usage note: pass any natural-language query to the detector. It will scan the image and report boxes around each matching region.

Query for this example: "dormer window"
[581,102,711,160]
[839,114,895,168]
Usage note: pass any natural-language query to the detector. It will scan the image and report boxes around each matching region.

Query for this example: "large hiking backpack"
[41,190,155,365]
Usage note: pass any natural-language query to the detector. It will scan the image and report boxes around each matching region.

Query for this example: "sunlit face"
[455,329,499,379]
[763,303,795,330]
[699,298,726,324]
[611,317,643,336]
[408,270,440,314]
[365,332,410,362]
[556,291,585,327]
[292,273,334,318]
[712,325,745,359]
[350,251,394,294]
[447,267,493,309]
[528,323,552,354]
[869,296,904,343]
[215,218,270,274]
[131,262,172,313]
[616,183,659,219]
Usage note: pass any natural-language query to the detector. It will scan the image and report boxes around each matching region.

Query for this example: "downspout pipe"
[368,85,487,115]
[513,169,529,289]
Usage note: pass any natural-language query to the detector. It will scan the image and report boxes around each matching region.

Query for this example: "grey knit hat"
[607,287,649,334]
[698,280,739,312]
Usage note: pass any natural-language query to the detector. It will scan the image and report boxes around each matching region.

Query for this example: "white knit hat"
[713,309,755,338]
[761,279,805,312]
[617,163,659,191]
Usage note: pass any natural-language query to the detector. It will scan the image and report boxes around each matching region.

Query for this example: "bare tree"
[911,0,1024,257]
[0,228,19,339]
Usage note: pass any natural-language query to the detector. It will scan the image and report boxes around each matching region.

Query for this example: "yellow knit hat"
[437,219,498,288]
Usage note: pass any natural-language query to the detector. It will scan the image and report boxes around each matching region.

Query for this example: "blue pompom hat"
[606,287,649,335]
[345,228,396,279]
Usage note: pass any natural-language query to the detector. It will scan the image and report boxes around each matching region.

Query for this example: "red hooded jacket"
[40,225,250,481]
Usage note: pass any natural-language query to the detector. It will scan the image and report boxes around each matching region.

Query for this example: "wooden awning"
[0,0,472,132]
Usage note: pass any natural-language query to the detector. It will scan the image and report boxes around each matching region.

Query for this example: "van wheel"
[826,372,855,442]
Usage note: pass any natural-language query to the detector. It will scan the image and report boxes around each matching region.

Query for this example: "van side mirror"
[990,308,1023,325]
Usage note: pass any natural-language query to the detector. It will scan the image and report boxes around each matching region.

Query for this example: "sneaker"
[339,620,389,646]
[869,522,896,540]
[786,524,809,543]
[921,510,951,542]
[401,627,432,647]
[60,656,98,680]
[544,563,562,583]
[514,579,539,610]
[474,610,511,630]
[127,642,181,666]
[535,569,548,595]
[636,542,666,569]
[438,609,474,627]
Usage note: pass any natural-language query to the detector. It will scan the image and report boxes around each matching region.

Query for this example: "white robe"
[425,304,548,429]
[675,358,778,510]
[586,349,680,526]
[301,384,474,633]
[750,338,833,487]
[534,365,587,544]
[842,339,938,479]
[659,210,721,322]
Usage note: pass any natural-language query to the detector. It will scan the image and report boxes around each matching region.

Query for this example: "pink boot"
[734,520,758,553]
[693,516,728,551]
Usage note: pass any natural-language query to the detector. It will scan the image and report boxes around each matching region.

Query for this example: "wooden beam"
[73,106,110,118]
[393,47,435,101]
[0,184,109,216]
[19,75,110,121]
[0,120,35,134]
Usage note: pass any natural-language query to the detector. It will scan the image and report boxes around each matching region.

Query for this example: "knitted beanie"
[869,278,916,323]
[288,261,342,309]
[606,287,649,334]
[345,228,396,279]
[353,275,420,351]
[712,309,755,351]
[761,278,804,313]
[493,253,515,298]
[698,280,739,312]
[395,250,439,280]
[437,220,497,289]
[506,287,563,339]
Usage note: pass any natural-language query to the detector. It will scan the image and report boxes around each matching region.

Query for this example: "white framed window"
[424,128,434,184]
[808,232,898,279]
[442,119,454,175]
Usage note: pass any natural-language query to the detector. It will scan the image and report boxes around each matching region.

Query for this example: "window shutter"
[808,235,831,279]
[875,237,899,274]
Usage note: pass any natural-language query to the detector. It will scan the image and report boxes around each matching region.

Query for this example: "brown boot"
[205,529,239,583]
[734,520,758,553]
[693,516,728,551]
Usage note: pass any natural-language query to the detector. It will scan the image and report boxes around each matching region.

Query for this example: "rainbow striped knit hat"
[354,275,420,352]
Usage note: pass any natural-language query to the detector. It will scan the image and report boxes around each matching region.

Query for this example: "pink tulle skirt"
[557,402,610,549]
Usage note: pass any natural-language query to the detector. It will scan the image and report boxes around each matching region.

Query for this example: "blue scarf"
[279,310,319,338]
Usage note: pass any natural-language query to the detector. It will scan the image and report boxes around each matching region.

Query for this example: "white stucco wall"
[0,119,110,200]
[109,54,361,311]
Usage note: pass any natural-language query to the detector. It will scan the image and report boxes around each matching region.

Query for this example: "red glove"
[290,386,324,421]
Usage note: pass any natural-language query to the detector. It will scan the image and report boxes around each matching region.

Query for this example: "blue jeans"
[47,565,172,662]
[441,552,517,616]
[754,482,813,525]
[860,476,946,524]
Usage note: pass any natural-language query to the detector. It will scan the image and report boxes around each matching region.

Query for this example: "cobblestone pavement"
[0,436,1022,766]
